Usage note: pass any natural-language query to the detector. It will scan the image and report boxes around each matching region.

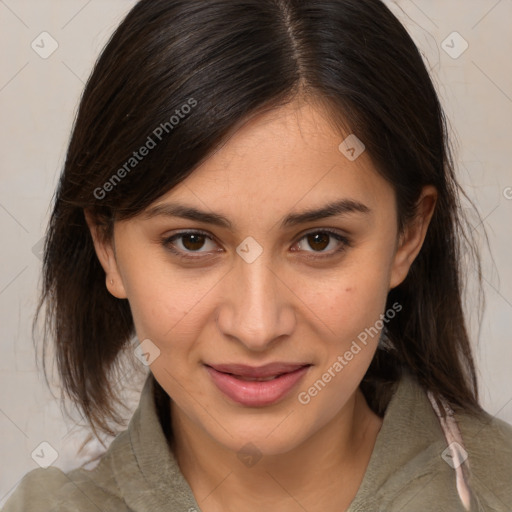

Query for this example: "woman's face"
[89,97,435,456]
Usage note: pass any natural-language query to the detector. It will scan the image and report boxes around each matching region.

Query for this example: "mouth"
[205,362,311,407]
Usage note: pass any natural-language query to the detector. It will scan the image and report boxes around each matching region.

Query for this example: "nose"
[215,253,296,352]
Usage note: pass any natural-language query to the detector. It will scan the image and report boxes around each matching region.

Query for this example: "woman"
[4,0,511,511]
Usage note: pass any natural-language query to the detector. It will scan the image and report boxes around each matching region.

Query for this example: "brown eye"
[181,233,207,251]
[293,230,351,258]
[163,230,219,258]
[306,233,330,251]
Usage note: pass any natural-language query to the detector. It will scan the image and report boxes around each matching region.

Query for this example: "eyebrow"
[142,198,371,229]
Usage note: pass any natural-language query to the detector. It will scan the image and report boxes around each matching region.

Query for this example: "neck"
[170,388,383,512]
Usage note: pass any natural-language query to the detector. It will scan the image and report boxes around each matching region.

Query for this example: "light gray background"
[1,0,511,505]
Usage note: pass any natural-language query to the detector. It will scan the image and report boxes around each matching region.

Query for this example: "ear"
[84,209,128,299]
[389,185,438,289]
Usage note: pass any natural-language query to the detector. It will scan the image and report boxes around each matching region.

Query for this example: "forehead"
[146,98,394,226]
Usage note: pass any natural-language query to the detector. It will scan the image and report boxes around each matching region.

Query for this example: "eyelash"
[161,229,351,261]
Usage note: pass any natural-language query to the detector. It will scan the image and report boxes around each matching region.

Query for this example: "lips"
[205,362,311,407]
[209,362,307,379]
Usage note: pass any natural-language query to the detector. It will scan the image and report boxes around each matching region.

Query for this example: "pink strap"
[427,391,472,510]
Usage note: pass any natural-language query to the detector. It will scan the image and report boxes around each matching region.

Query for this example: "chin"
[205,409,310,457]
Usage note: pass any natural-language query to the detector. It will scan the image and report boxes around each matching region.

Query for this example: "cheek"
[311,284,386,376]
[119,252,220,350]
[126,270,217,406]
[301,253,393,342]
[296,273,389,419]
[294,247,395,406]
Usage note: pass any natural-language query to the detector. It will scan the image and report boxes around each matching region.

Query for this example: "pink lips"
[205,362,311,407]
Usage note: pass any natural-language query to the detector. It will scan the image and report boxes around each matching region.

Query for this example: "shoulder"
[2,433,131,512]
[457,408,512,466]
[369,373,512,511]
[455,408,512,508]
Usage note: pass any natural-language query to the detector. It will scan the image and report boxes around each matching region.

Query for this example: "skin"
[86,95,437,512]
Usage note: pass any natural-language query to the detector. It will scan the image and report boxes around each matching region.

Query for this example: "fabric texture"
[3,371,512,511]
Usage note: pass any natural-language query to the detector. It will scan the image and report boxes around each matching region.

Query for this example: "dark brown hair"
[35,0,485,437]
